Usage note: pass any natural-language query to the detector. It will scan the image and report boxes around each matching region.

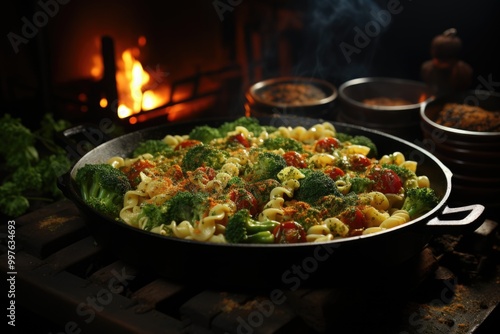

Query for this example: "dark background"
[2,0,500,128]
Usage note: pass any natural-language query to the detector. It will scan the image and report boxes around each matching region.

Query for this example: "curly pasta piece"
[362,227,386,235]
[379,209,410,229]
[400,160,417,172]
[107,156,125,168]
[379,151,405,165]
[168,221,192,239]
[324,217,349,237]
[343,145,371,156]
[417,175,431,188]
[306,233,334,242]
[362,206,390,228]
[203,204,232,226]
[359,191,390,211]
[163,134,187,147]
[309,153,336,167]
[335,179,351,195]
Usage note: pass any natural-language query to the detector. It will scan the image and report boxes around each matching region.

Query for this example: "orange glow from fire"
[419,93,430,103]
[91,36,168,119]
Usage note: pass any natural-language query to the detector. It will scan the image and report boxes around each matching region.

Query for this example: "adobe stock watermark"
[48,266,136,334]
[340,0,410,64]
[232,243,340,334]
[465,73,500,105]
[213,0,243,22]
[7,0,72,54]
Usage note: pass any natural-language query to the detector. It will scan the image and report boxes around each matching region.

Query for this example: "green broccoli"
[225,209,279,243]
[163,191,210,224]
[227,176,245,188]
[188,125,222,144]
[290,205,323,232]
[347,175,374,194]
[0,113,39,169]
[383,164,419,189]
[336,133,378,158]
[0,182,30,218]
[401,187,440,219]
[244,151,287,183]
[36,153,72,197]
[317,192,358,217]
[137,203,169,231]
[262,136,303,152]
[181,145,229,171]
[75,164,132,217]
[132,139,173,157]
[245,179,281,211]
[295,169,342,204]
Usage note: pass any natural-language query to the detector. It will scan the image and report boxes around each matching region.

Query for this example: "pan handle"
[424,204,485,234]
[55,122,114,162]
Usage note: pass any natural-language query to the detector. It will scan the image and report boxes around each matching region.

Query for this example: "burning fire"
[92,36,168,119]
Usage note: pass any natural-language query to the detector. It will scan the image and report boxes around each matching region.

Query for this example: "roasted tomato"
[272,221,307,244]
[339,206,365,232]
[283,151,308,168]
[314,137,341,153]
[229,188,259,216]
[228,133,251,147]
[121,159,155,187]
[367,166,403,194]
[324,166,345,180]
[349,153,372,172]
[175,139,202,150]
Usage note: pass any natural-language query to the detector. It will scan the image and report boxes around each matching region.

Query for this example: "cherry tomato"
[122,159,155,187]
[175,139,202,150]
[283,151,307,168]
[324,166,345,180]
[229,188,259,216]
[339,207,365,231]
[228,133,251,147]
[349,154,371,171]
[197,167,217,180]
[366,167,403,194]
[272,221,307,244]
[314,137,340,153]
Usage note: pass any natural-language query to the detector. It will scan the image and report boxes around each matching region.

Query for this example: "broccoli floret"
[336,133,378,158]
[401,187,440,219]
[138,203,169,231]
[132,139,173,157]
[0,182,30,218]
[244,151,287,183]
[163,191,210,224]
[287,202,323,231]
[262,137,303,152]
[188,125,222,144]
[317,192,358,217]
[75,164,132,217]
[225,209,279,243]
[347,175,374,194]
[245,179,281,211]
[36,153,72,197]
[383,164,419,189]
[227,176,245,188]
[218,117,274,137]
[0,113,39,170]
[181,145,229,171]
[295,169,342,204]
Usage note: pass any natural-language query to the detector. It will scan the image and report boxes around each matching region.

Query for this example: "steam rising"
[294,0,389,85]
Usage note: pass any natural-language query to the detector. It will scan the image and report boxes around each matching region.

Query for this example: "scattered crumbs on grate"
[38,215,73,231]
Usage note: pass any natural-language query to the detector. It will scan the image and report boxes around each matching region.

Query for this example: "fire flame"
[92,36,167,119]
